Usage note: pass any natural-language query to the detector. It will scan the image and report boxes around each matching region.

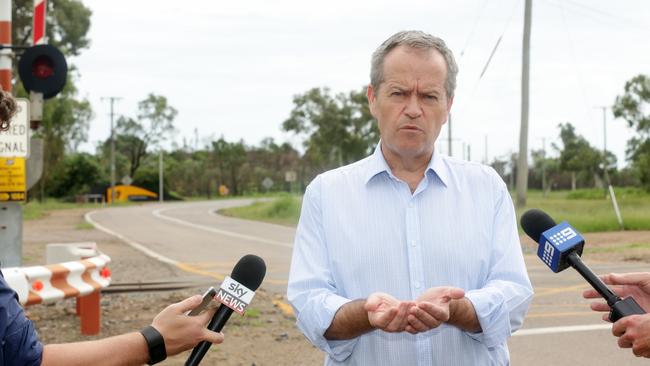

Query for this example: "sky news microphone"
[520,209,644,322]
[185,254,266,366]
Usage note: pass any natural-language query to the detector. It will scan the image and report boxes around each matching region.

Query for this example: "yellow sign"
[0,157,26,202]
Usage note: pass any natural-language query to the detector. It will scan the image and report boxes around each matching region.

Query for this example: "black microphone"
[185,254,266,366]
[520,209,644,322]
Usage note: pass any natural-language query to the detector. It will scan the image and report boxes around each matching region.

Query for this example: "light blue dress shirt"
[287,145,533,366]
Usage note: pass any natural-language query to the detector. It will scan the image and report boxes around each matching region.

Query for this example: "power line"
[458,0,489,59]
[542,0,649,31]
[454,0,521,121]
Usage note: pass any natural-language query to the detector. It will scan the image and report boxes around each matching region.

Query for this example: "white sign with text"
[0,99,30,158]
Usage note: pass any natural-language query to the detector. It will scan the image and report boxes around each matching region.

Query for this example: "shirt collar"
[364,142,450,187]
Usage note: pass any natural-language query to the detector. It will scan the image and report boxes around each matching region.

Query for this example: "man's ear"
[446,95,454,114]
[367,85,378,118]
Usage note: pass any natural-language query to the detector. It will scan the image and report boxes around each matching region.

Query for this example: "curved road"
[88,199,649,365]
[87,199,295,290]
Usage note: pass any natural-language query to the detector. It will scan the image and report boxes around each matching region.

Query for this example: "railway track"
[104,280,214,294]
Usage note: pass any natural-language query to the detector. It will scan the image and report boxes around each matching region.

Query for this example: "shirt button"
[410,240,417,247]
[408,202,414,208]
[414,281,421,289]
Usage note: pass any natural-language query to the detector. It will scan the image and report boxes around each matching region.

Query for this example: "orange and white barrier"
[2,254,111,305]
[2,254,111,335]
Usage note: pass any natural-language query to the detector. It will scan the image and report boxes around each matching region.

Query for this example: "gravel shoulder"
[22,207,322,366]
[20,206,650,365]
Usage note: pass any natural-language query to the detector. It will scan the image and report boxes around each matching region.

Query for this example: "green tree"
[212,137,246,195]
[247,138,301,193]
[12,0,91,56]
[554,123,603,190]
[283,87,378,174]
[113,94,177,179]
[613,74,650,190]
[530,149,562,193]
[166,149,216,198]
[47,153,104,198]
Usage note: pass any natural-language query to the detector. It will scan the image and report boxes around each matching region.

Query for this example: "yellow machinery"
[105,185,157,203]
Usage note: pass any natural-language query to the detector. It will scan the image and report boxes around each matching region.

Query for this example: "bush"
[47,153,105,198]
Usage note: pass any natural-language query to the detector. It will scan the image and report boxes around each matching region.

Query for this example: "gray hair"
[370,30,458,99]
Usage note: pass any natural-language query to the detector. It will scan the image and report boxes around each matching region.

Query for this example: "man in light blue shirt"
[287,30,533,365]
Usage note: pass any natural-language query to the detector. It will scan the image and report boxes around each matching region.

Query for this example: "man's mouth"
[400,124,422,131]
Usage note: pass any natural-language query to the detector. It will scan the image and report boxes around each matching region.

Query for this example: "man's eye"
[390,91,403,96]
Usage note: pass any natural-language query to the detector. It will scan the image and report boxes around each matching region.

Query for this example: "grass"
[583,243,650,254]
[244,307,261,318]
[21,199,134,221]
[219,188,650,233]
[516,189,650,232]
[218,194,302,227]
[22,200,99,220]
[75,222,95,230]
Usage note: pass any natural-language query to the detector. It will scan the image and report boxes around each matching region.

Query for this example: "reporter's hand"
[612,314,650,357]
[364,292,416,333]
[151,295,224,356]
[583,272,650,320]
[406,287,465,334]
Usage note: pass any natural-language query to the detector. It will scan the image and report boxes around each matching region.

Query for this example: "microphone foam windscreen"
[230,254,266,291]
[520,209,556,242]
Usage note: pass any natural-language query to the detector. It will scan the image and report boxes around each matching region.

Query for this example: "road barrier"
[2,252,112,335]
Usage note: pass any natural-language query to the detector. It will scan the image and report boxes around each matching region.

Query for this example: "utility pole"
[516,0,533,208]
[540,137,547,196]
[101,97,120,204]
[598,106,610,184]
[159,150,163,202]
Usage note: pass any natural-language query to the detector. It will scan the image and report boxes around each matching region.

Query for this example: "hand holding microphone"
[583,272,650,318]
[583,272,650,357]
[185,254,266,366]
[520,209,645,322]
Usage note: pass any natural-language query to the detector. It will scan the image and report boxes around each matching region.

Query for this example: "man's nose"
[404,94,422,119]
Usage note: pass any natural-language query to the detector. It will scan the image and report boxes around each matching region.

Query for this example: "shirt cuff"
[464,288,511,349]
[295,294,358,361]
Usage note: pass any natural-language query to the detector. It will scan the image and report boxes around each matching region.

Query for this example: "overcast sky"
[72,0,650,167]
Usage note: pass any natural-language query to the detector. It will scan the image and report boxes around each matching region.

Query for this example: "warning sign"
[0,99,30,158]
[0,158,27,201]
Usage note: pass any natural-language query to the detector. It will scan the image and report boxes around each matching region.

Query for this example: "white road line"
[85,210,178,265]
[514,324,611,337]
[151,207,293,248]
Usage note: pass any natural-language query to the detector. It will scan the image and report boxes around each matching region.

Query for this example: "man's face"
[368,45,453,161]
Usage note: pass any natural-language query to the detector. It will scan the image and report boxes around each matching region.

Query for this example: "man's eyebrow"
[385,82,408,89]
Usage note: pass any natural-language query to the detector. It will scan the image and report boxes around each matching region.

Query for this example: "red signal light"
[19,44,68,99]
[32,55,54,79]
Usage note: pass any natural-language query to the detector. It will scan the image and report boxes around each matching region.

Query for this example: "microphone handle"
[185,305,234,366]
[566,251,620,306]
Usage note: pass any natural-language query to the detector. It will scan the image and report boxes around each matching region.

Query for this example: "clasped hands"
[364,287,465,334]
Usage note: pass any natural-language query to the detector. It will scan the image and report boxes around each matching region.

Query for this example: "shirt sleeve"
[287,176,358,361]
[0,273,44,366]
[464,172,534,349]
